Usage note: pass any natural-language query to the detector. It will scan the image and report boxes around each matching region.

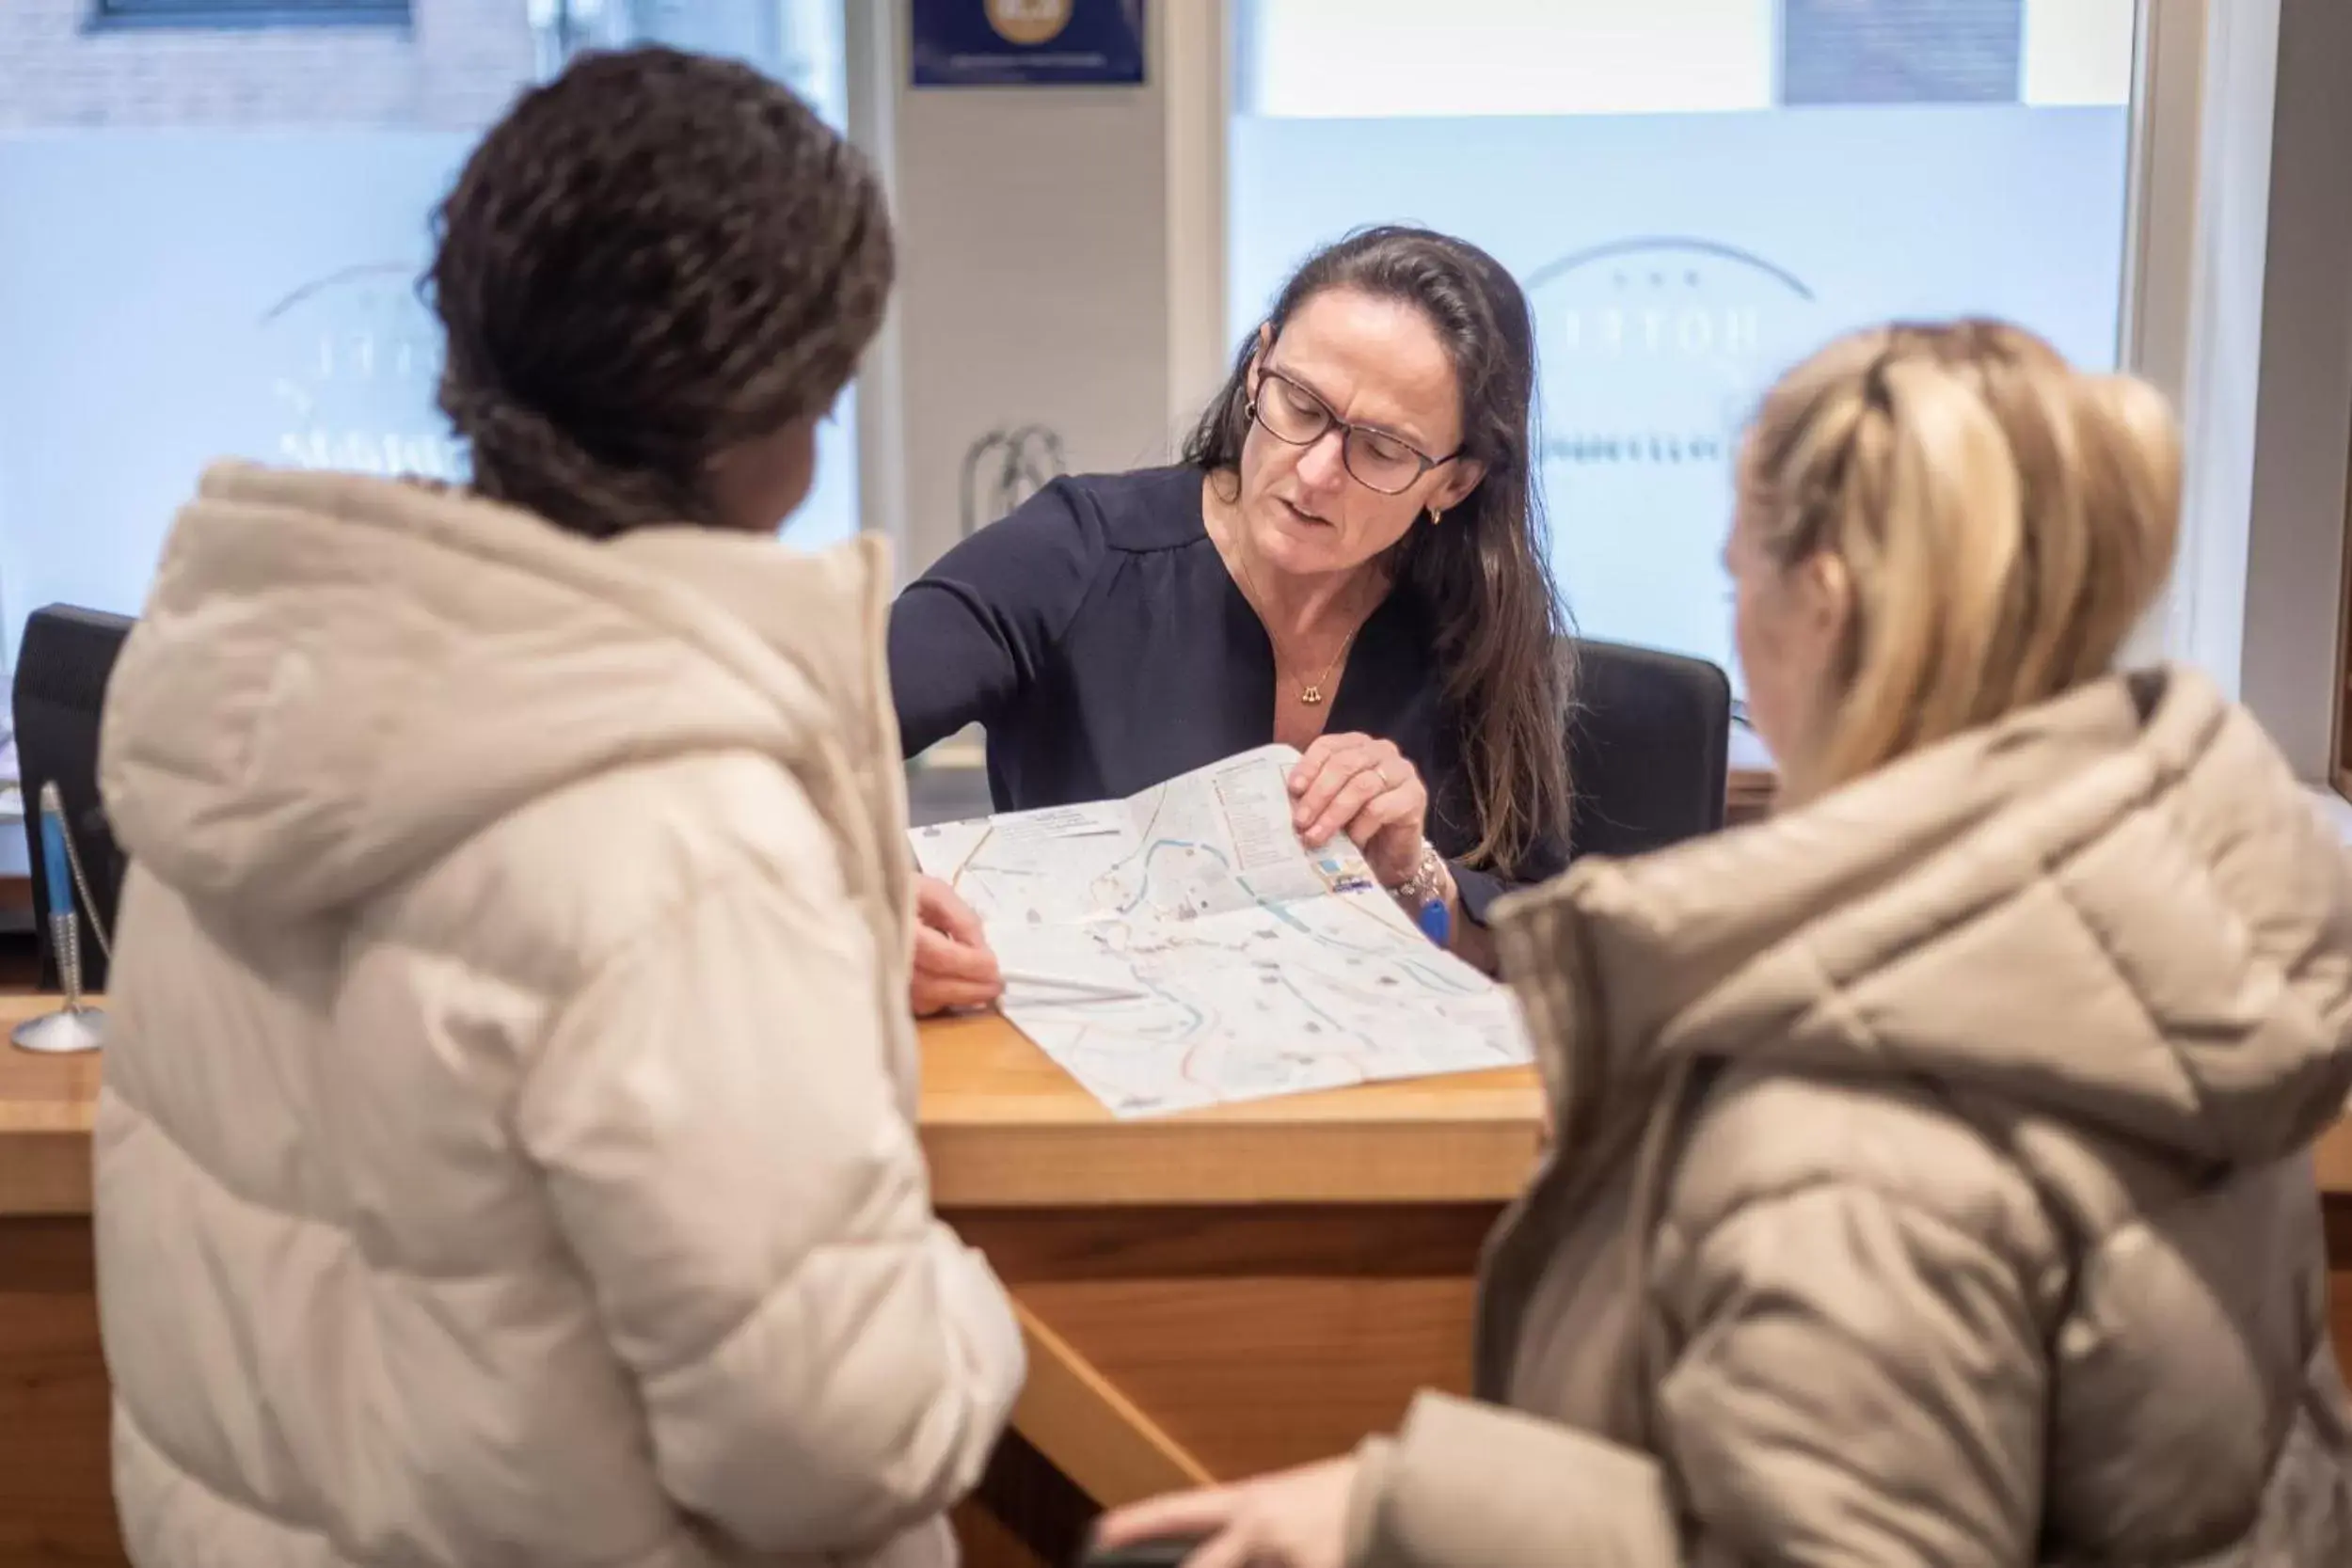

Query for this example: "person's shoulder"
[1666,1066,2056,1267]
[382,752,847,991]
[1047,465,1206,553]
[917,465,1204,587]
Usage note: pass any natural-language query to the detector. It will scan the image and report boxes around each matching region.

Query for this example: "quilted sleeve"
[1648,1180,2048,1566]
[1347,1391,1682,1568]
[1351,1181,2046,1568]
[515,833,1023,1557]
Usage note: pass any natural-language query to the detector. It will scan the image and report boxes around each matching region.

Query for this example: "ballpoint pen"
[998,967,1151,1003]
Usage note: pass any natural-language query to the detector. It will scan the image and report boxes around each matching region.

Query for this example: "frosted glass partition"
[1230,0,2137,686]
[0,0,855,667]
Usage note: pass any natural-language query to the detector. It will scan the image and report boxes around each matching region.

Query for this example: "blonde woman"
[1098,320,2352,1565]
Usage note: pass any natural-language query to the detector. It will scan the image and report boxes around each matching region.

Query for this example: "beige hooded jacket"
[91,466,1022,1568]
[1348,668,2352,1566]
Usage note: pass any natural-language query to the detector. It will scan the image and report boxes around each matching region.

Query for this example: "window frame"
[86,0,411,31]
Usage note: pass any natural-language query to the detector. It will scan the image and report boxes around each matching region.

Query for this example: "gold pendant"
[1299,685,1325,705]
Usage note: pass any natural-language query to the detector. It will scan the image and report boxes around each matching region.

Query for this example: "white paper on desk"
[908,744,1530,1118]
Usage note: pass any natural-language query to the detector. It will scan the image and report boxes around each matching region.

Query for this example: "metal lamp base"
[12,1006,104,1054]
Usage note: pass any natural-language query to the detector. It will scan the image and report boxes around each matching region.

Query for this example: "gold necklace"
[1229,542,1362,707]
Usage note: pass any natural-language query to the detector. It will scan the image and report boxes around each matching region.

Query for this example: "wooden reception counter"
[0,999,1538,1565]
[3,995,2349,1566]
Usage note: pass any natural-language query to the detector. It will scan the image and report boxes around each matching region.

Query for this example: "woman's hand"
[1289,733,1428,889]
[1091,1456,1358,1568]
[911,875,1002,1017]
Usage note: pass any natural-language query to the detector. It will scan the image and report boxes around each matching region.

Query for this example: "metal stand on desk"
[11,782,103,1053]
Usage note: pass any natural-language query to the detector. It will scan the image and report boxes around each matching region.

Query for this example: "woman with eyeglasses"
[889,227,1573,1009]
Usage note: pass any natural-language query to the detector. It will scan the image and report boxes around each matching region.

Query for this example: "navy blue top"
[886,466,1568,922]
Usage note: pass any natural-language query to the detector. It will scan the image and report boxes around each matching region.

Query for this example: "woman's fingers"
[915,874,988,945]
[1100,1458,1355,1568]
[909,876,1002,1017]
[1342,786,1426,864]
[1294,738,1426,854]
[915,922,1000,987]
[1302,766,1395,847]
[1181,1528,1261,1568]
[911,951,1001,1017]
[1289,736,1390,832]
[1288,732,1349,794]
[1287,732,1368,816]
[912,975,1003,1017]
[912,916,1002,1017]
[1092,1487,1240,1550]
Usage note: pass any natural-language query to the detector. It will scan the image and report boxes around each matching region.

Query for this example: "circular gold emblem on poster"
[986,0,1073,47]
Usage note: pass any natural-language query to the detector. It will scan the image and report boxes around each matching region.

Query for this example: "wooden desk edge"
[7,991,2352,1214]
[19,1108,2352,1215]
[0,1000,1546,1213]
[0,1115,1542,1218]
[927,1114,1542,1208]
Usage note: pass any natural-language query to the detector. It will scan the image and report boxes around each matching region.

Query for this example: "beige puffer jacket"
[92,466,1023,1568]
[1348,668,2352,1566]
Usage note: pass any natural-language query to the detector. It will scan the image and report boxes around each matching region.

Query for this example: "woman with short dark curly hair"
[91,46,1021,1568]
[428,43,895,543]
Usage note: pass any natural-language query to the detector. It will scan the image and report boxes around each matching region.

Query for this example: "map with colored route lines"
[910,745,1530,1118]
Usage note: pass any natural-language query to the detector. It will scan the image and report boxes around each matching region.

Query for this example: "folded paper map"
[909,744,1531,1118]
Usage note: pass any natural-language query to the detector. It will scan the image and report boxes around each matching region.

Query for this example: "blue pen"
[11,783,103,1051]
[40,782,87,1010]
[1416,897,1451,947]
[40,784,72,923]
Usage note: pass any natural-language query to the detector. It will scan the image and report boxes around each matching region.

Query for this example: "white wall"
[867,4,1175,578]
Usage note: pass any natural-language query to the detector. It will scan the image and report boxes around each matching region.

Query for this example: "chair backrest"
[13,605,135,992]
[1563,636,1732,861]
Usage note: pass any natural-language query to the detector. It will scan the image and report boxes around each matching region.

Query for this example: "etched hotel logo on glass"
[262,261,463,483]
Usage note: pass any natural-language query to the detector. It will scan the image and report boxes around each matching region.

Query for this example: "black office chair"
[13,605,135,993]
[1561,636,1733,861]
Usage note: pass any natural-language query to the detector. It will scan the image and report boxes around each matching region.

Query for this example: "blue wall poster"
[912,0,1146,87]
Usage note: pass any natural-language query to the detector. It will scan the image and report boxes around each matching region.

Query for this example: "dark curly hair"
[425,45,893,539]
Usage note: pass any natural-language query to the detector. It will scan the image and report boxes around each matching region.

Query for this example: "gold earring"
[1428,506,1443,526]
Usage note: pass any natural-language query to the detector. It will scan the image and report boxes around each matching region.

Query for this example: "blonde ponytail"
[1746,321,2181,793]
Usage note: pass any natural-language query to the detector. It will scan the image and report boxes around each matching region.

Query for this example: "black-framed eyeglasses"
[1247,369,1461,496]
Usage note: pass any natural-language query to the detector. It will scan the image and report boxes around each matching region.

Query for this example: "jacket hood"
[1497,667,2352,1170]
[100,463,900,919]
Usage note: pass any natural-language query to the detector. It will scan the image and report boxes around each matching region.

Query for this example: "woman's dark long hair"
[1183,226,1572,873]
[424,45,893,540]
